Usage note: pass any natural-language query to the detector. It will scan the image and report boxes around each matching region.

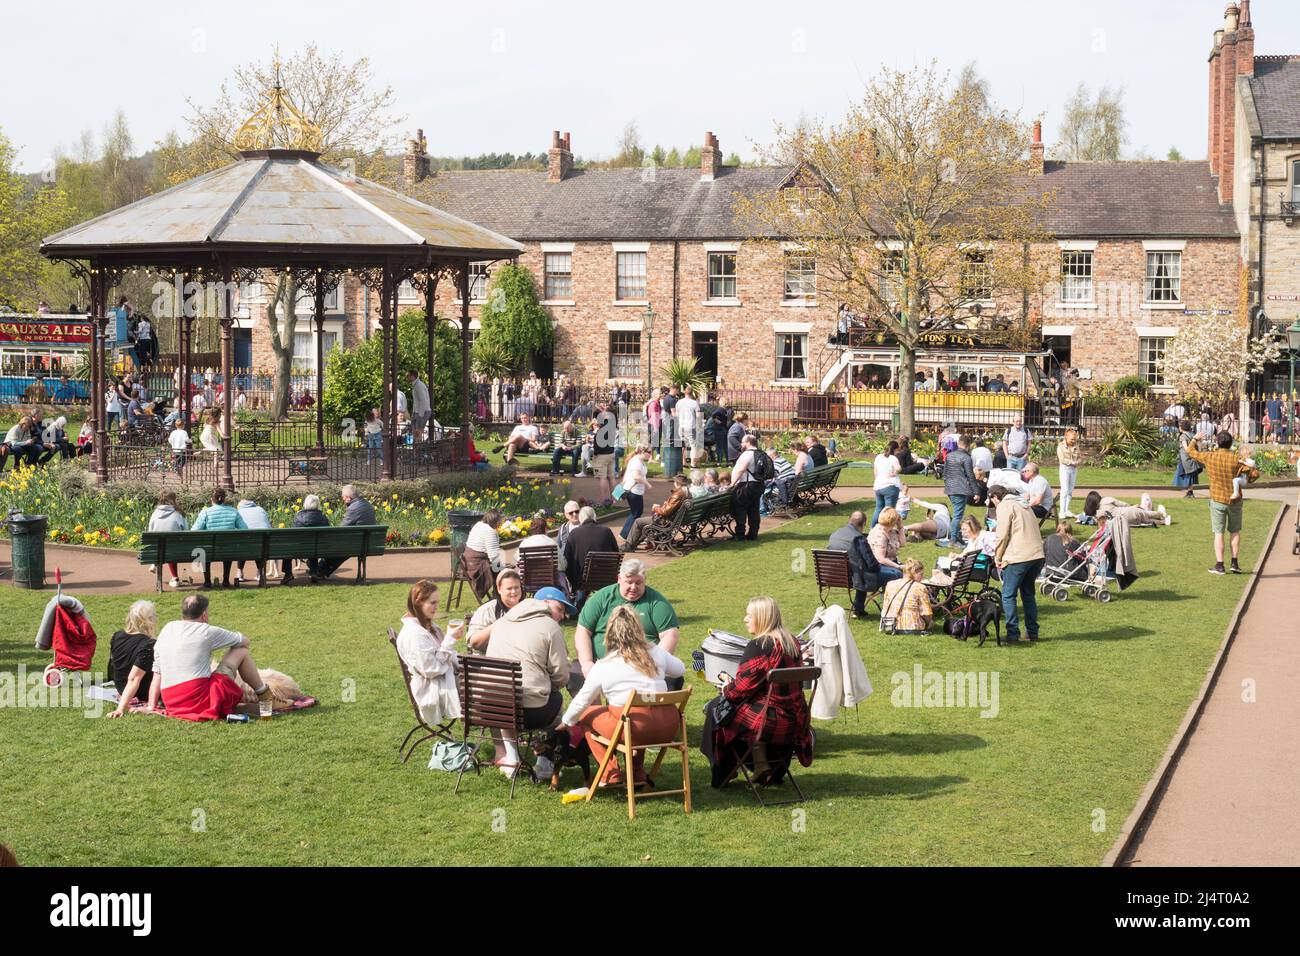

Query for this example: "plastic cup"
[258,699,273,720]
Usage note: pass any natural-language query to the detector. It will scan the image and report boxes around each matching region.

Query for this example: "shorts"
[1209,499,1243,535]
[592,453,615,478]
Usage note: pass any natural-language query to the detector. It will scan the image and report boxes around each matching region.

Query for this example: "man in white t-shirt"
[500,413,550,464]
[407,370,431,440]
[146,594,272,721]
[1021,462,1055,520]
[168,425,191,474]
[970,440,994,474]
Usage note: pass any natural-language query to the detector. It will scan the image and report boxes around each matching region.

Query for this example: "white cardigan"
[562,645,685,725]
[396,616,461,726]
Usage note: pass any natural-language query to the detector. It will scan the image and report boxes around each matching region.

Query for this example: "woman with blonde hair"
[395,579,463,729]
[1056,427,1084,518]
[106,601,159,717]
[702,596,813,789]
[880,559,933,634]
[867,507,905,583]
[562,605,685,788]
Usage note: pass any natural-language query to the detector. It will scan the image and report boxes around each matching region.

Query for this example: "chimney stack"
[701,131,722,182]
[1029,119,1045,174]
[548,130,573,183]
[403,129,429,188]
[1208,3,1254,204]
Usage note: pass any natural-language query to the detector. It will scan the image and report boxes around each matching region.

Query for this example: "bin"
[700,630,750,684]
[7,511,48,590]
[446,508,485,577]
[661,441,682,478]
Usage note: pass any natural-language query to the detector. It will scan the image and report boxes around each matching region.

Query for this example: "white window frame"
[783,253,817,303]
[706,251,738,301]
[1143,250,1182,304]
[881,250,905,306]
[1060,249,1094,304]
[959,250,992,303]
[774,331,809,383]
[291,322,342,374]
[543,252,573,302]
[616,251,647,301]
[1291,159,1300,204]
[1138,335,1168,388]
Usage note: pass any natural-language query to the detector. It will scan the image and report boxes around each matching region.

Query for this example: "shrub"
[1111,375,1150,399]
[1100,403,1161,462]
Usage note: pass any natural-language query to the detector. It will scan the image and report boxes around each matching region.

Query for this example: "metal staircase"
[1026,355,1062,427]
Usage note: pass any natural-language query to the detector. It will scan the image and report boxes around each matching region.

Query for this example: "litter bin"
[7,511,48,590]
[661,441,682,479]
[890,408,901,433]
[446,508,485,578]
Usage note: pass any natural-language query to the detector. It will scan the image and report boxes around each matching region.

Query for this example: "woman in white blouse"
[872,439,902,527]
[199,408,224,454]
[561,606,684,788]
[396,579,463,729]
[618,445,653,541]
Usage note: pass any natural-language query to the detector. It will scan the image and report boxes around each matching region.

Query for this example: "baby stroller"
[1039,521,1113,603]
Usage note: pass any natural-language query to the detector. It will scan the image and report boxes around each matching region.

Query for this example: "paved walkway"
[1127,487,1300,865]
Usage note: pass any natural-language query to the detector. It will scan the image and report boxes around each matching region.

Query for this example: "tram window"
[1,353,24,375]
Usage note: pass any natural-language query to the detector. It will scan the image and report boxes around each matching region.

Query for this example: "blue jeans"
[872,486,899,526]
[877,565,903,585]
[1000,558,1044,641]
[949,493,968,543]
[1007,455,1027,472]
[620,491,644,539]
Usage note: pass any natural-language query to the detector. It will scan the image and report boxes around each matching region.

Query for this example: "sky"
[3,0,1298,172]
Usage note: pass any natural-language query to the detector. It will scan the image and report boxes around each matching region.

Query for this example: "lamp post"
[642,303,656,395]
[1288,318,1300,442]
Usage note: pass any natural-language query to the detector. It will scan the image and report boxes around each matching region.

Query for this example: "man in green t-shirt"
[574,558,680,676]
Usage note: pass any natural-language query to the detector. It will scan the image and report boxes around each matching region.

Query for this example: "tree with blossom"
[1158,312,1284,396]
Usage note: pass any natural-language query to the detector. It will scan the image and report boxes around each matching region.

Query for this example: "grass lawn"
[0,496,1274,866]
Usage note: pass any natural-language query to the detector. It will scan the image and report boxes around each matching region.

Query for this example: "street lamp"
[642,303,657,394]
[1288,318,1300,442]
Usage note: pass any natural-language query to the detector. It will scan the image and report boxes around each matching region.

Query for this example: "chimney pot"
[701,131,722,181]
[1032,120,1042,145]
[548,128,573,182]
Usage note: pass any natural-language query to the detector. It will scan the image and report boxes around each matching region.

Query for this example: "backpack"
[748,449,775,483]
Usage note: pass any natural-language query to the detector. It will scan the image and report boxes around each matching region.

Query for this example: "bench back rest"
[812,548,852,588]
[459,656,525,734]
[140,525,388,564]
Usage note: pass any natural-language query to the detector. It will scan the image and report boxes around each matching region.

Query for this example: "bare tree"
[737,63,1054,433]
[1057,83,1128,162]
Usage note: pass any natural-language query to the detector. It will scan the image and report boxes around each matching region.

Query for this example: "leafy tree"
[665,147,682,167]
[650,145,667,167]
[323,309,463,425]
[956,61,992,116]
[474,263,554,374]
[0,128,74,308]
[682,145,702,169]
[724,152,742,166]
[1159,311,1284,396]
[1057,83,1128,161]
[737,63,1053,434]
[612,121,645,168]
[1167,146,1185,161]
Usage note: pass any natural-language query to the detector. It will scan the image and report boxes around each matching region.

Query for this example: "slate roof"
[1247,57,1300,140]
[42,150,523,260]
[410,160,1237,242]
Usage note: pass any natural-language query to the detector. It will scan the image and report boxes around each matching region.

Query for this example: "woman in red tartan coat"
[702,596,813,788]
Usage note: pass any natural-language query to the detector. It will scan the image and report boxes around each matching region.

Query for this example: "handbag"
[427,741,476,772]
[611,482,626,500]
[879,579,916,635]
[708,693,737,728]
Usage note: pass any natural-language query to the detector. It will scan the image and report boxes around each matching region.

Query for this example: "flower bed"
[0,462,579,550]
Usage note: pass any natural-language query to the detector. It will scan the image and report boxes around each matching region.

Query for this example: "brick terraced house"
[238,4,1298,397]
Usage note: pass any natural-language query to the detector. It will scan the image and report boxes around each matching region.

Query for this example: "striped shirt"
[772,454,795,483]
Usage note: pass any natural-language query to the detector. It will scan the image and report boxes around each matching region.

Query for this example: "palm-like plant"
[659,357,710,394]
[1100,402,1161,462]
[471,341,511,381]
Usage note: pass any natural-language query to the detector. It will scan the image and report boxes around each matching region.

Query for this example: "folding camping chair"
[585,687,693,820]
[727,666,820,807]
[388,628,457,763]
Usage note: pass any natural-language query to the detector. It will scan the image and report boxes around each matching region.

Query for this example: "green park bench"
[138,525,388,592]
[640,489,735,556]
[781,461,848,515]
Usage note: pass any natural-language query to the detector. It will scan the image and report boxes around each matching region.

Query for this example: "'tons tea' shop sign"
[0,319,93,346]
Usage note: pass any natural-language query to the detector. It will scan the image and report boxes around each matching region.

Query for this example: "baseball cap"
[534,587,577,614]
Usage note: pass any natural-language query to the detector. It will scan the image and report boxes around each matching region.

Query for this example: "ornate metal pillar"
[424,270,437,441]
[313,267,326,456]
[91,263,109,484]
[459,264,472,465]
[379,266,395,481]
[219,264,235,491]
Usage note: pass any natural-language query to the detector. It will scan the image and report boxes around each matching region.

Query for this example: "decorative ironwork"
[232,58,324,154]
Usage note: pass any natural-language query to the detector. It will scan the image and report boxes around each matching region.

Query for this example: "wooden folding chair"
[517,545,559,595]
[455,655,537,798]
[730,666,820,807]
[581,550,623,595]
[387,627,457,763]
[585,687,693,820]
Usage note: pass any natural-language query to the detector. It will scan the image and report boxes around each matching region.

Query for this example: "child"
[167,423,190,474]
[364,409,383,464]
[1230,446,1255,502]
[896,483,913,520]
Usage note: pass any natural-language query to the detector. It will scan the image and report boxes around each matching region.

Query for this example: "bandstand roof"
[40,148,524,266]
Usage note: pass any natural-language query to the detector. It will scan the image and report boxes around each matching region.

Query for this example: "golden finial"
[232,51,324,153]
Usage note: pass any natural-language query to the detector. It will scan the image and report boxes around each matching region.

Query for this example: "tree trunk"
[267,275,298,420]
[897,339,916,435]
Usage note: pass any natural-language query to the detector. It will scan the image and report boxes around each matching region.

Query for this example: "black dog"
[971,592,1003,646]
[532,727,592,790]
